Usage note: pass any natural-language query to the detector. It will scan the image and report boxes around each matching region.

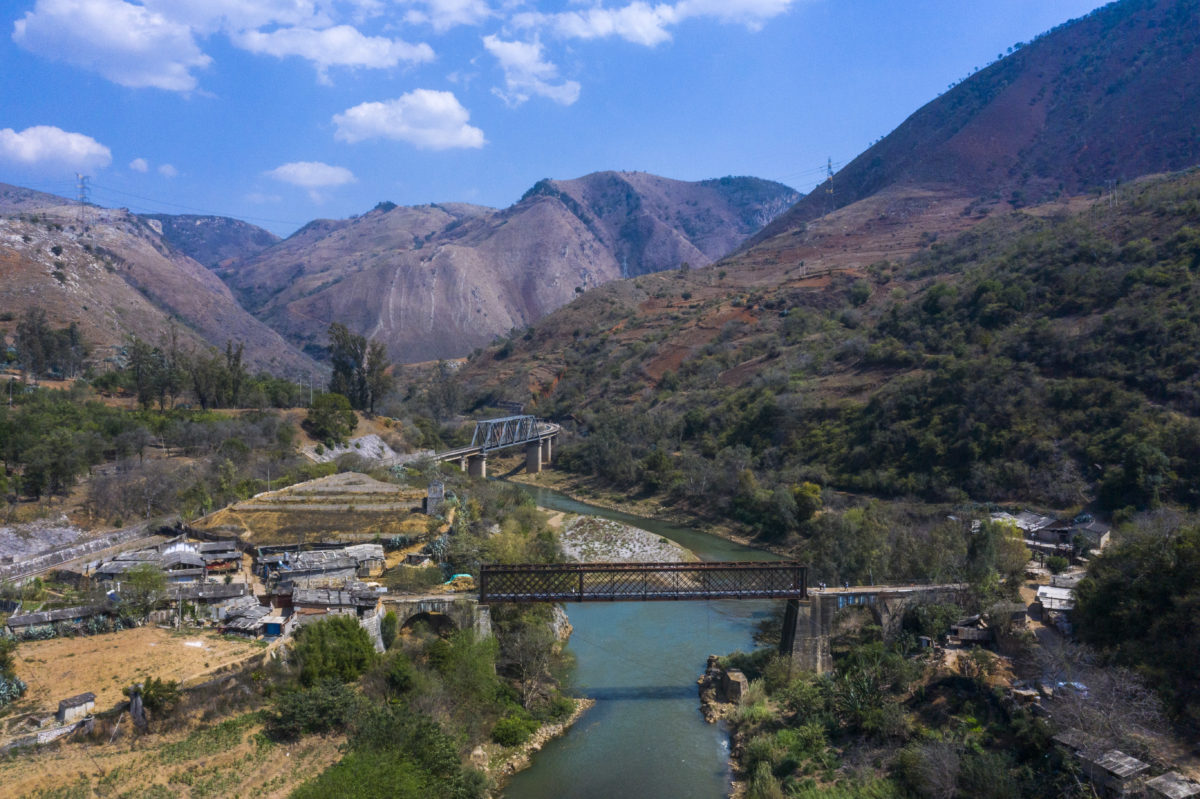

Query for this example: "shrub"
[1045,555,1069,574]
[265,679,363,741]
[491,714,539,747]
[292,614,378,686]
[381,611,398,650]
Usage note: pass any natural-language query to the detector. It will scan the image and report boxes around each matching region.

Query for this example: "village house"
[256,543,385,584]
[219,595,273,638]
[1036,585,1076,612]
[4,603,109,636]
[286,581,386,650]
[95,538,242,585]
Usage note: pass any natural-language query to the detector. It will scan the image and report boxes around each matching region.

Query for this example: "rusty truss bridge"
[478,562,807,603]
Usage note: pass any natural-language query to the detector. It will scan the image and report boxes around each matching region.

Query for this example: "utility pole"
[75,173,90,227]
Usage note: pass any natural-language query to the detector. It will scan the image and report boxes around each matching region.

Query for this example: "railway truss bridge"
[432,415,560,478]
[478,562,965,674]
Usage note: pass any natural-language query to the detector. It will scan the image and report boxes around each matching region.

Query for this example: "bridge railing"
[478,562,807,603]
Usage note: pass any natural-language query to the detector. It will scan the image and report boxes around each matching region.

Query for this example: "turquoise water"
[502,487,779,799]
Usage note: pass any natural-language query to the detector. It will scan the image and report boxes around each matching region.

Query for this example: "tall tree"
[328,324,392,412]
[328,323,367,409]
[224,341,246,408]
[364,338,394,414]
[14,307,51,380]
[186,347,227,410]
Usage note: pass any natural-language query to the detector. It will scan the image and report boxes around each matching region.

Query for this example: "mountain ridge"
[221,171,799,362]
[748,0,1200,249]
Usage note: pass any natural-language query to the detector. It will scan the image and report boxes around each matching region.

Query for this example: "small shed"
[57,692,95,724]
[1146,772,1200,799]
[1037,585,1076,612]
[1086,750,1150,798]
[1074,520,1111,552]
[343,544,386,578]
[952,615,994,643]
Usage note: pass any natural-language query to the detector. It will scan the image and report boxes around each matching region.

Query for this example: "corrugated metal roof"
[1092,750,1149,779]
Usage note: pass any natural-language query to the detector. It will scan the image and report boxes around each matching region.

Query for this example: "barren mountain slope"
[749,0,1200,246]
[447,182,985,403]
[228,172,798,362]
[0,189,320,375]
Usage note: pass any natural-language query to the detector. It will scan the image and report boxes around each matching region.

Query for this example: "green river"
[502,486,780,799]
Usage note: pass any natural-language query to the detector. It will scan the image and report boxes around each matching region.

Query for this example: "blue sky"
[1,0,1109,237]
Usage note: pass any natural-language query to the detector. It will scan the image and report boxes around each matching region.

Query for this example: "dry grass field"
[7,627,267,721]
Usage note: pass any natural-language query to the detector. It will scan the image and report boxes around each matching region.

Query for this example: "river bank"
[508,469,783,557]
[488,697,598,790]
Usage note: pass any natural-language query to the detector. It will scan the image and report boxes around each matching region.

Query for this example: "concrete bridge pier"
[541,436,553,464]
[779,586,966,674]
[457,456,468,472]
[467,454,487,478]
[526,442,543,473]
[779,598,834,673]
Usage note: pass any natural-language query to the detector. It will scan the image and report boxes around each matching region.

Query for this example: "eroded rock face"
[222,172,798,363]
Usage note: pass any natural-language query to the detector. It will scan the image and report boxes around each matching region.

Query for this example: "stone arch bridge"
[780,584,968,674]
[383,594,493,639]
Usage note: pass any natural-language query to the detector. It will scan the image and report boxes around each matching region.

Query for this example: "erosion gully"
[502,485,780,799]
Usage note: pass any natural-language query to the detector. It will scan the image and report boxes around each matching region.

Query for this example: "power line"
[87,182,307,228]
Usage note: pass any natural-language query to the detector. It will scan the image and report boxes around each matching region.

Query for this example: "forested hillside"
[445,169,1200,519]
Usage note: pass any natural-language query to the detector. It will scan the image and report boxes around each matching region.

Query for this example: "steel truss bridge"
[433,415,560,463]
[478,561,807,603]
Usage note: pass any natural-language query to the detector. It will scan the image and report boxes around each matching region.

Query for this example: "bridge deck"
[478,561,806,603]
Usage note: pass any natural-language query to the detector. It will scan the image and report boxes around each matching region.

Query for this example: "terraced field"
[192,472,431,545]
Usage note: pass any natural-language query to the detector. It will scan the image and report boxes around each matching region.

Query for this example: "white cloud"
[139,0,329,35]
[266,160,356,187]
[333,90,486,150]
[482,35,580,106]
[676,0,798,28]
[403,0,492,32]
[12,0,211,91]
[245,191,283,204]
[512,0,800,46]
[129,157,149,172]
[0,125,112,172]
[158,163,178,177]
[512,2,677,46]
[235,24,433,82]
[266,160,356,201]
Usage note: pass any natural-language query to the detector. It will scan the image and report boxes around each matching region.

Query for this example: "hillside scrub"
[443,170,1200,525]
[1073,511,1200,727]
[0,381,352,519]
[723,637,1084,799]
